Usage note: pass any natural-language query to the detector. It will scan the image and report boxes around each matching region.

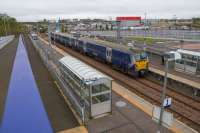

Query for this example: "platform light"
[157,56,181,133]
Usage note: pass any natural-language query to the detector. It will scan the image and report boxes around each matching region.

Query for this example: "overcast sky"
[0,0,200,21]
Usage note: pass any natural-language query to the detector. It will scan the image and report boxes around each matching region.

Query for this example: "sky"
[0,0,200,22]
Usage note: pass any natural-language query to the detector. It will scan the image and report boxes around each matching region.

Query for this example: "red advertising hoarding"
[116,16,141,21]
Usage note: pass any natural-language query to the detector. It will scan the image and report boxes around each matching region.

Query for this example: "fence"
[29,35,86,125]
[79,30,200,41]
[0,35,14,49]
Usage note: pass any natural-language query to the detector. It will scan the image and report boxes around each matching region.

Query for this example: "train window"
[134,54,141,61]
[131,55,135,63]
[140,52,148,59]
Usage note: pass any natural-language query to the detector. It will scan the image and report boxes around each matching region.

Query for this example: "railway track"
[135,78,200,129]
[41,35,200,131]
[138,78,200,111]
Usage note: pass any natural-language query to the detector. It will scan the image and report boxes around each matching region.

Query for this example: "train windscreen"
[134,52,148,61]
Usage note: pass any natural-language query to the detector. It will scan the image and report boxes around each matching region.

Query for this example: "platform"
[87,91,173,133]
[149,66,200,90]
[24,34,79,132]
[35,36,174,133]
[0,35,14,50]
[57,126,88,133]
[0,35,53,133]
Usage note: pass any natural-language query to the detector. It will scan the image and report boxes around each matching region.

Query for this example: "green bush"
[0,14,26,36]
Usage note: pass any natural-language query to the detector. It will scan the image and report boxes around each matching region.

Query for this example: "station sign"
[163,97,172,108]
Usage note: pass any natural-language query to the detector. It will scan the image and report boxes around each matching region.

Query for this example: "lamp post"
[157,58,169,133]
[116,20,121,44]
[157,56,179,133]
[144,12,147,52]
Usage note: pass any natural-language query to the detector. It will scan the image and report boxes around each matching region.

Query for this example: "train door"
[64,37,67,46]
[106,47,112,63]
[83,41,87,53]
[69,38,72,47]
[75,39,78,49]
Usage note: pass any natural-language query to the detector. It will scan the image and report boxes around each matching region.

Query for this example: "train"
[51,32,149,77]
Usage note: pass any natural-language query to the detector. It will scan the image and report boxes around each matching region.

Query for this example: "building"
[116,16,142,29]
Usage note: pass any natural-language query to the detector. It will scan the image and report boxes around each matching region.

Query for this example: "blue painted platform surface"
[0,36,53,133]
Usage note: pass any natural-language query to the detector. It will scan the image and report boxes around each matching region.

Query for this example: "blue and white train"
[51,32,149,77]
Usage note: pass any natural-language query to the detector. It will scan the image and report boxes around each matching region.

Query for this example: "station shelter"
[175,49,200,75]
[59,55,112,122]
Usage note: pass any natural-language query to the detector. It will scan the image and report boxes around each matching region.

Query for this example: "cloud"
[0,0,199,21]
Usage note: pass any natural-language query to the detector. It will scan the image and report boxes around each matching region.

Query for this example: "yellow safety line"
[57,126,88,133]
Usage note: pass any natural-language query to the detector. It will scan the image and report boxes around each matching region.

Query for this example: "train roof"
[59,55,112,85]
[177,49,200,57]
[80,36,143,54]
[53,32,143,54]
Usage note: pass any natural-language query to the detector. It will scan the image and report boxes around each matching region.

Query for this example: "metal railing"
[29,35,88,124]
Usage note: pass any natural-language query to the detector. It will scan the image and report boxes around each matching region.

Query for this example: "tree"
[0,14,26,36]
[61,24,65,32]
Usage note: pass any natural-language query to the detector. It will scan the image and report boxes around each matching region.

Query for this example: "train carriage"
[63,36,70,47]
[70,37,76,48]
[51,32,149,77]
[111,49,131,73]
[59,35,66,45]
[85,42,107,62]
[76,40,86,53]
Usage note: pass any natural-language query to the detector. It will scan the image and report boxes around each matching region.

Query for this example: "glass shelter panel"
[59,55,112,120]
[92,93,110,104]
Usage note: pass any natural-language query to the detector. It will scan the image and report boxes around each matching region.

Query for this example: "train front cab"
[134,52,149,76]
